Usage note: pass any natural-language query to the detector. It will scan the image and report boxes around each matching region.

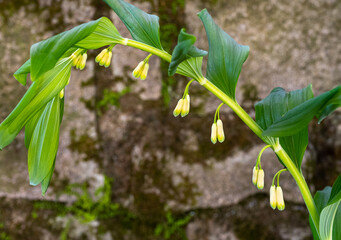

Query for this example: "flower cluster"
[71,52,87,70]
[132,54,151,80]
[173,94,190,117]
[211,119,225,144]
[95,48,113,68]
[270,185,285,211]
[252,166,264,189]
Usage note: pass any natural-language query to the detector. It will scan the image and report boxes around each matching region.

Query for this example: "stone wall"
[0,0,340,239]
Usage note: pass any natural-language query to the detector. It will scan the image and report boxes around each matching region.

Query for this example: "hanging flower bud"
[173,99,184,117]
[276,186,285,211]
[71,52,87,70]
[257,169,264,190]
[78,53,87,70]
[211,123,217,144]
[104,51,113,68]
[96,49,113,68]
[96,49,107,63]
[216,119,225,143]
[270,185,277,209]
[252,166,258,186]
[59,89,64,99]
[181,94,190,117]
[133,54,151,80]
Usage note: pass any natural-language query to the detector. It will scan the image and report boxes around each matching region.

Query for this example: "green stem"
[123,38,320,235]
[214,103,224,123]
[256,145,271,170]
[274,143,320,236]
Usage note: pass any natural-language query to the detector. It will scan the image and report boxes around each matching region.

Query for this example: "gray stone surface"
[0,0,340,239]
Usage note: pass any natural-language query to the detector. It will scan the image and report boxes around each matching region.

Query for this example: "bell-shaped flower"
[269,185,277,209]
[216,119,225,143]
[252,166,258,186]
[276,186,285,211]
[211,123,217,144]
[181,94,190,117]
[173,99,184,117]
[257,169,264,190]
[133,61,149,80]
[71,52,87,70]
[96,49,113,68]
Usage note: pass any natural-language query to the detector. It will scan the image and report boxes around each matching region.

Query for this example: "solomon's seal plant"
[0,0,340,239]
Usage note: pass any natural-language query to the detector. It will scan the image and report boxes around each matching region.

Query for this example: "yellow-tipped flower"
[59,89,64,99]
[173,99,184,117]
[96,49,107,63]
[71,52,87,70]
[78,53,87,70]
[276,186,285,211]
[252,166,258,186]
[181,95,190,117]
[257,169,264,190]
[216,119,225,143]
[270,185,277,209]
[133,61,149,80]
[133,54,151,80]
[211,123,217,144]
[96,49,113,68]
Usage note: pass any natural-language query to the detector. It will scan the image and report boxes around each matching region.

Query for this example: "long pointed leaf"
[30,17,122,80]
[13,59,31,86]
[198,9,249,100]
[0,58,71,150]
[28,96,61,186]
[104,0,163,50]
[320,201,340,240]
[263,86,341,137]
[255,85,314,168]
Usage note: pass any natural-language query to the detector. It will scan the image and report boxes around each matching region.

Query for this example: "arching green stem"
[123,38,320,235]
[256,145,271,170]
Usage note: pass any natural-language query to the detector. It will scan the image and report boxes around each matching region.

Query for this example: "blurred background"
[0,0,340,239]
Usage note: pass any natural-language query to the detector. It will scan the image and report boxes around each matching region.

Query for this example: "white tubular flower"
[181,94,190,117]
[211,123,217,144]
[104,51,112,68]
[99,52,109,67]
[276,186,285,211]
[133,54,152,80]
[59,89,64,99]
[173,99,184,117]
[216,119,225,143]
[257,169,264,190]
[78,53,87,70]
[270,185,277,210]
[252,166,258,186]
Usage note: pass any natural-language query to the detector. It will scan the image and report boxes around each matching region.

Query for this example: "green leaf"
[176,57,205,81]
[198,9,249,100]
[0,58,71,150]
[328,175,341,206]
[317,88,341,123]
[263,86,341,137]
[309,187,332,240]
[28,95,61,186]
[13,59,31,86]
[30,17,122,81]
[332,204,341,240]
[76,17,122,49]
[255,85,314,168]
[320,200,340,240]
[41,158,56,195]
[168,28,207,76]
[104,0,163,50]
[24,107,45,149]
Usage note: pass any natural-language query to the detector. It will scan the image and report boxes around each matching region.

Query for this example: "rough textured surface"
[0,0,340,239]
